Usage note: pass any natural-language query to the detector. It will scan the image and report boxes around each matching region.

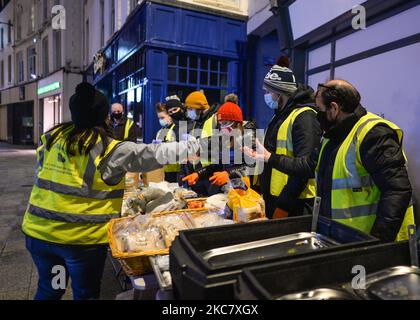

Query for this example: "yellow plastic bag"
[228,179,265,222]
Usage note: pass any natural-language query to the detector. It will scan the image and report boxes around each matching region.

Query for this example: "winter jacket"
[260,85,321,217]
[110,118,139,142]
[268,104,413,242]
[99,138,201,185]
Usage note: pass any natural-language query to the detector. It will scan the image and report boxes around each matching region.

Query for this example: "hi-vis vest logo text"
[57,153,66,163]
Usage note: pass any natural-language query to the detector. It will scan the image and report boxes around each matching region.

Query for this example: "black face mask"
[317,110,333,132]
[112,112,123,120]
[170,110,186,122]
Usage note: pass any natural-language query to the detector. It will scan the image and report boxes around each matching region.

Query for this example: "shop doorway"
[7,101,34,145]
[40,94,62,134]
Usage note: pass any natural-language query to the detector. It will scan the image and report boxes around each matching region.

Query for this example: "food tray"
[201,232,339,268]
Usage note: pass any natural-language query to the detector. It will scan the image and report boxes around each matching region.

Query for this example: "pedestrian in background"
[109,103,139,142]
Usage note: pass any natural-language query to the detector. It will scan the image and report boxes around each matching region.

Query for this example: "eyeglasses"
[219,120,234,128]
[316,83,343,97]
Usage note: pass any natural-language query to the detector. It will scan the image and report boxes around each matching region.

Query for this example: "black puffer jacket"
[260,85,321,218]
[268,105,413,242]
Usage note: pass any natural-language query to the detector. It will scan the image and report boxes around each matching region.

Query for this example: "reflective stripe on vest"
[27,204,120,224]
[270,107,317,199]
[22,127,125,245]
[199,114,217,168]
[157,124,180,173]
[317,112,415,241]
[124,119,134,140]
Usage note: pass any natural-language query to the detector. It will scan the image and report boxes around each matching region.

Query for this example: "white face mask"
[187,109,198,121]
[220,121,234,134]
[264,93,279,110]
[159,119,168,127]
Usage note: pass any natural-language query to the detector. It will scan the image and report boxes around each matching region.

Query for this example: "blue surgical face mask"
[264,93,278,110]
[187,109,198,121]
[159,119,168,127]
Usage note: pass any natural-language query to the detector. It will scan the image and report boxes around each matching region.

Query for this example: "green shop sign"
[38,82,61,95]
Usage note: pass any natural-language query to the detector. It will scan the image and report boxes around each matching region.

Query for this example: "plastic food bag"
[205,194,229,211]
[227,180,265,222]
[193,212,235,229]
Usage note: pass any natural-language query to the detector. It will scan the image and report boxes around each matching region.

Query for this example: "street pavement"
[0,142,122,300]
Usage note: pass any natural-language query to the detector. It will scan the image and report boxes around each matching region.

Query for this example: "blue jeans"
[25,236,108,300]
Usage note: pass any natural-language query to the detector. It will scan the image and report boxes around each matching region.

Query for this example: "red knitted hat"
[217,102,243,123]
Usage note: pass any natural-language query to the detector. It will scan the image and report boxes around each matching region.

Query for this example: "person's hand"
[273,208,289,219]
[242,139,271,162]
[182,173,199,186]
[209,171,229,186]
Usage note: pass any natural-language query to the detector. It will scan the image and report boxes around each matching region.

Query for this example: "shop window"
[43,37,49,76]
[179,68,187,83]
[168,53,177,66]
[168,67,177,82]
[167,53,230,104]
[210,73,218,86]
[220,73,227,87]
[200,57,209,70]
[189,70,197,84]
[200,71,208,86]
[210,59,218,72]
[179,55,188,68]
[28,47,36,79]
[16,51,24,83]
[220,60,228,72]
[189,56,198,69]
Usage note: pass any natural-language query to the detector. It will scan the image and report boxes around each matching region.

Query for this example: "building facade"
[85,0,247,143]
[0,0,84,145]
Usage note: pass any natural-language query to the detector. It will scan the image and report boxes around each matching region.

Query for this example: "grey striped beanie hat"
[263,65,298,95]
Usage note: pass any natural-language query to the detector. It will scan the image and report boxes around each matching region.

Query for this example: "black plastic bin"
[170,216,378,300]
[235,241,411,300]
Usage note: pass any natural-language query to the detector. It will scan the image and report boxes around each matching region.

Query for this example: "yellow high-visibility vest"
[195,114,217,168]
[316,112,414,241]
[124,119,134,140]
[269,107,317,199]
[156,124,180,173]
[22,126,125,245]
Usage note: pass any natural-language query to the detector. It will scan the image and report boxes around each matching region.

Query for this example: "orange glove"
[273,208,289,220]
[182,173,199,186]
[209,171,229,186]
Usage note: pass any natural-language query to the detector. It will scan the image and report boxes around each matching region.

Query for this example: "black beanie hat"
[69,82,109,128]
[165,95,183,112]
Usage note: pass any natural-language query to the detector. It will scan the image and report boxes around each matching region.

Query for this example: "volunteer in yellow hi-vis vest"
[244,79,415,242]
[181,91,221,196]
[23,83,201,300]
[110,103,138,142]
[155,102,180,183]
[256,56,321,219]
